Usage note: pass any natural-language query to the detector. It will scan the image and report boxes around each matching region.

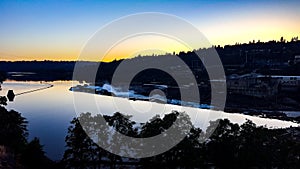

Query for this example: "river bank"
[70,83,300,123]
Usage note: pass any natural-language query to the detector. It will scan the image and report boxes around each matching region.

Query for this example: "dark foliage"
[0,105,56,169]
[0,96,7,106]
[0,106,28,152]
[62,112,300,169]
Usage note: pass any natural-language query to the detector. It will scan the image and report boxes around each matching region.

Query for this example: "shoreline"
[69,83,300,124]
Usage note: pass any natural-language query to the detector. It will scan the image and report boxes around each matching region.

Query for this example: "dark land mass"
[1,39,300,119]
[1,39,300,80]
[0,61,76,81]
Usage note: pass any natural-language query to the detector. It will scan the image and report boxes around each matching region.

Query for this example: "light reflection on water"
[0,80,299,160]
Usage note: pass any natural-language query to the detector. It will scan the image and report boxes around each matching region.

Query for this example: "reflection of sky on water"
[1,81,77,160]
[283,111,300,118]
[0,81,299,160]
[0,80,47,95]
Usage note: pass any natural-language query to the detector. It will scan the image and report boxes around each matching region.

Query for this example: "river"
[0,80,299,160]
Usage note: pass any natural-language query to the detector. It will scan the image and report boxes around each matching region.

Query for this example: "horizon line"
[1,36,299,62]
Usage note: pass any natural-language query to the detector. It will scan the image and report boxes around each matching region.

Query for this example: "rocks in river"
[7,90,15,102]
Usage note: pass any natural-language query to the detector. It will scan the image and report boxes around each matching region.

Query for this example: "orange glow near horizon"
[1,32,299,62]
[1,1,300,62]
[1,25,299,62]
[202,10,300,47]
[73,34,195,62]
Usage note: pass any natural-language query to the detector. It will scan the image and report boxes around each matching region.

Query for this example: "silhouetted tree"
[0,106,28,153]
[0,105,55,168]
[205,119,240,168]
[62,112,300,168]
[62,117,98,169]
[0,96,7,106]
[21,137,54,169]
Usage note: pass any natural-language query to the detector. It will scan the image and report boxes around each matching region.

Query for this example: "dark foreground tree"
[0,96,7,106]
[21,137,55,169]
[62,111,300,169]
[0,106,28,153]
[62,117,99,169]
[0,102,56,169]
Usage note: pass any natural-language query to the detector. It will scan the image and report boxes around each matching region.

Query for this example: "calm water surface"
[0,80,299,160]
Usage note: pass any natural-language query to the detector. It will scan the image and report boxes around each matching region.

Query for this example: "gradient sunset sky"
[0,0,299,61]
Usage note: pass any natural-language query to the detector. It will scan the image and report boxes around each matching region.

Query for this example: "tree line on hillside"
[0,38,300,82]
[72,38,300,84]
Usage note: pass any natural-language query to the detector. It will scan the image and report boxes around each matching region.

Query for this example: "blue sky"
[0,0,299,61]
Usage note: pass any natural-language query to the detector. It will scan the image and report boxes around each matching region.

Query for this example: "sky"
[0,0,299,61]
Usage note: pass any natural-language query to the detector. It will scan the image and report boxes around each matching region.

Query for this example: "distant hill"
[1,39,300,81]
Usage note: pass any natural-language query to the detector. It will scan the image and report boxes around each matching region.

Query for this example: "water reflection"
[0,80,298,160]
